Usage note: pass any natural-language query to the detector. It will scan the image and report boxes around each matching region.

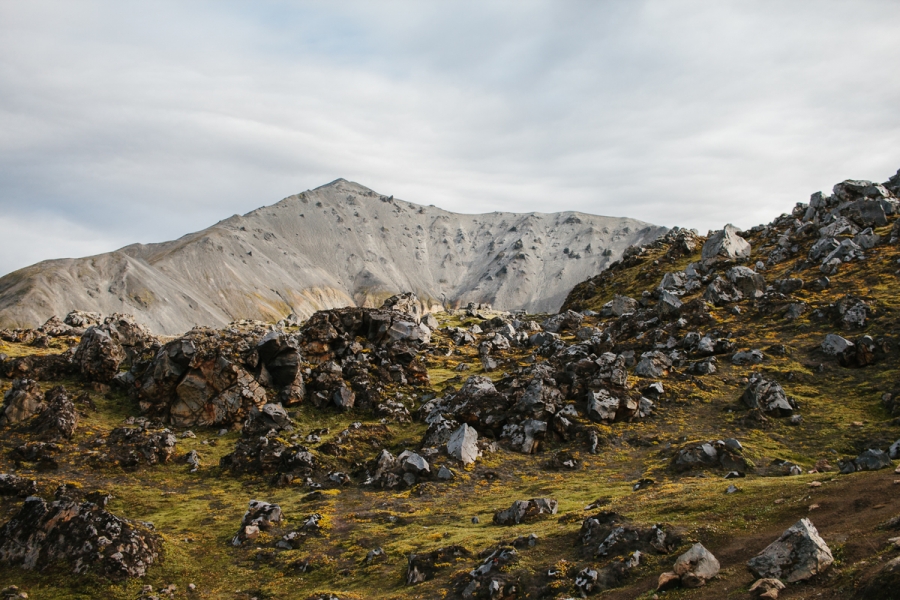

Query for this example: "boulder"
[64,310,103,328]
[821,334,853,357]
[243,403,292,437]
[747,518,833,582]
[601,295,638,318]
[701,224,751,265]
[849,449,892,472]
[726,266,765,300]
[0,495,161,579]
[586,389,625,422]
[73,326,127,383]
[232,500,283,546]
[447,424,479,465]
[634,351,672,378]
[0,474,38,497]
[542,310,584,333]
[492,498,557,526]
[657,291,683,320]
[406,545,472,585]
[105,427,177,468]
[30,386,78,439]
[732,350,764,366]
[672,543,720,588]
[742,375,796,417]
[775,278,804,295]
[703,276,743,306]
[0,379,45,426]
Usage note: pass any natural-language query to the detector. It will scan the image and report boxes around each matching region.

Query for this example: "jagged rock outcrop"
[747,518,833,582]
[0,379,45,426]
[0,494,161,579]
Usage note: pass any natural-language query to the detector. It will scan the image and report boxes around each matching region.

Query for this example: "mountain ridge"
[0,179,666,334]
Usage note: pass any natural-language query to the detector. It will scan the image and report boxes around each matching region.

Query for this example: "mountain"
[0,179,665,334]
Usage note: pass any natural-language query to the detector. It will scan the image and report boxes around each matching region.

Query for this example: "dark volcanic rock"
[741,374,796,417]
[30,386,78,439]
[105,427,177,468]
[406,545,472,585]
[0,474,38,497]
[74,326,127,383]
[0,379,45,426]
[0,495,161,579]
[493,498,558,525]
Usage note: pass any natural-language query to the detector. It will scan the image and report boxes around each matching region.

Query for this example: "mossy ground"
[2,226,900,598]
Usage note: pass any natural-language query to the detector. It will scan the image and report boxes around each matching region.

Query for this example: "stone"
[64,310,103,328]
[0,379,45,426]
[30,386,78,439]
[747,518,833,582]
[398,450,430,474]
[853,449,892,472]
[742,375,796,417]
[673,543,720,588]
[821,334,853,357]
[0,495,161,579]
[749,578,786,599]
[634,351,672,378]
[232,500,283,546]
[586,389,621,422]
[243,403,292,437]
[446,424,479,465]
[857,555,900,600]
[492,498,557,526]
[541,310,584,333]
[74,326,127,383]
[702,224,751,265]
[0,474,38,497]
[105,427,177,468]
[776,278,804,294]
[726,266,765,300]
[601,295,638,318]
[732,350,764,366]
[703,276,743,306]
[406,545,472,585]
[657,291,683,320]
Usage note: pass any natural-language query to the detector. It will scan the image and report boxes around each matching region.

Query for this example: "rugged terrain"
[0,179,664,334]
[1,169,900,599]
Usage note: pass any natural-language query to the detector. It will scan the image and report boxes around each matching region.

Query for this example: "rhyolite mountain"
[0,179,665,335]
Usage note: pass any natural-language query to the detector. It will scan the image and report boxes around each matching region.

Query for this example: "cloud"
[1,0,899,275]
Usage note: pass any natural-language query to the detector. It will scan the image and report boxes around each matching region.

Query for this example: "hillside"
[0,180,664,335]
[1,169,900,599]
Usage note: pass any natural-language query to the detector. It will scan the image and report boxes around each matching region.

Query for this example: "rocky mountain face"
[0,179,664,335]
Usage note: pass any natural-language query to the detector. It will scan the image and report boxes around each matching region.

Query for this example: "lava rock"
[747,518,833,582]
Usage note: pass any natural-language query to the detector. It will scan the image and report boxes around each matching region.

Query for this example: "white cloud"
[1,0,899,275]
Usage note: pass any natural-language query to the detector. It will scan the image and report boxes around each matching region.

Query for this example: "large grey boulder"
[634,351,672,378]
[821,334,853,357]
[446,423,479,465]
[747,518,833,582]
[742,375,796,417]
[672,543,720,588]
[702,224,751,265]
[542,310,584,333]
[601,295,638,318]
[726,266,765,300]
[0,379,45,426]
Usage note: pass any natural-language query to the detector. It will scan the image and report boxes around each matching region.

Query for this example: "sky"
[2,1,900,277]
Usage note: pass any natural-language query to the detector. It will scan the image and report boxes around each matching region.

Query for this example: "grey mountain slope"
[0,179,666,334]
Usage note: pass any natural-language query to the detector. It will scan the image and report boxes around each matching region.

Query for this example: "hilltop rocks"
[742,375,796,417]
[0,495,161,579]
[658,543,720,590]
[747,518,833,582]
[0,379,45,426]
[64,310,103,329]
[72,317,149,383]
[726,266,765,299]
[541,310,584,333]
[493,498,557,526]
[232,500,283,546]
[702,224,751,266]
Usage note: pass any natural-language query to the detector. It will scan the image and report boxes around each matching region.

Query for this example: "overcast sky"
[2,1,899,277]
